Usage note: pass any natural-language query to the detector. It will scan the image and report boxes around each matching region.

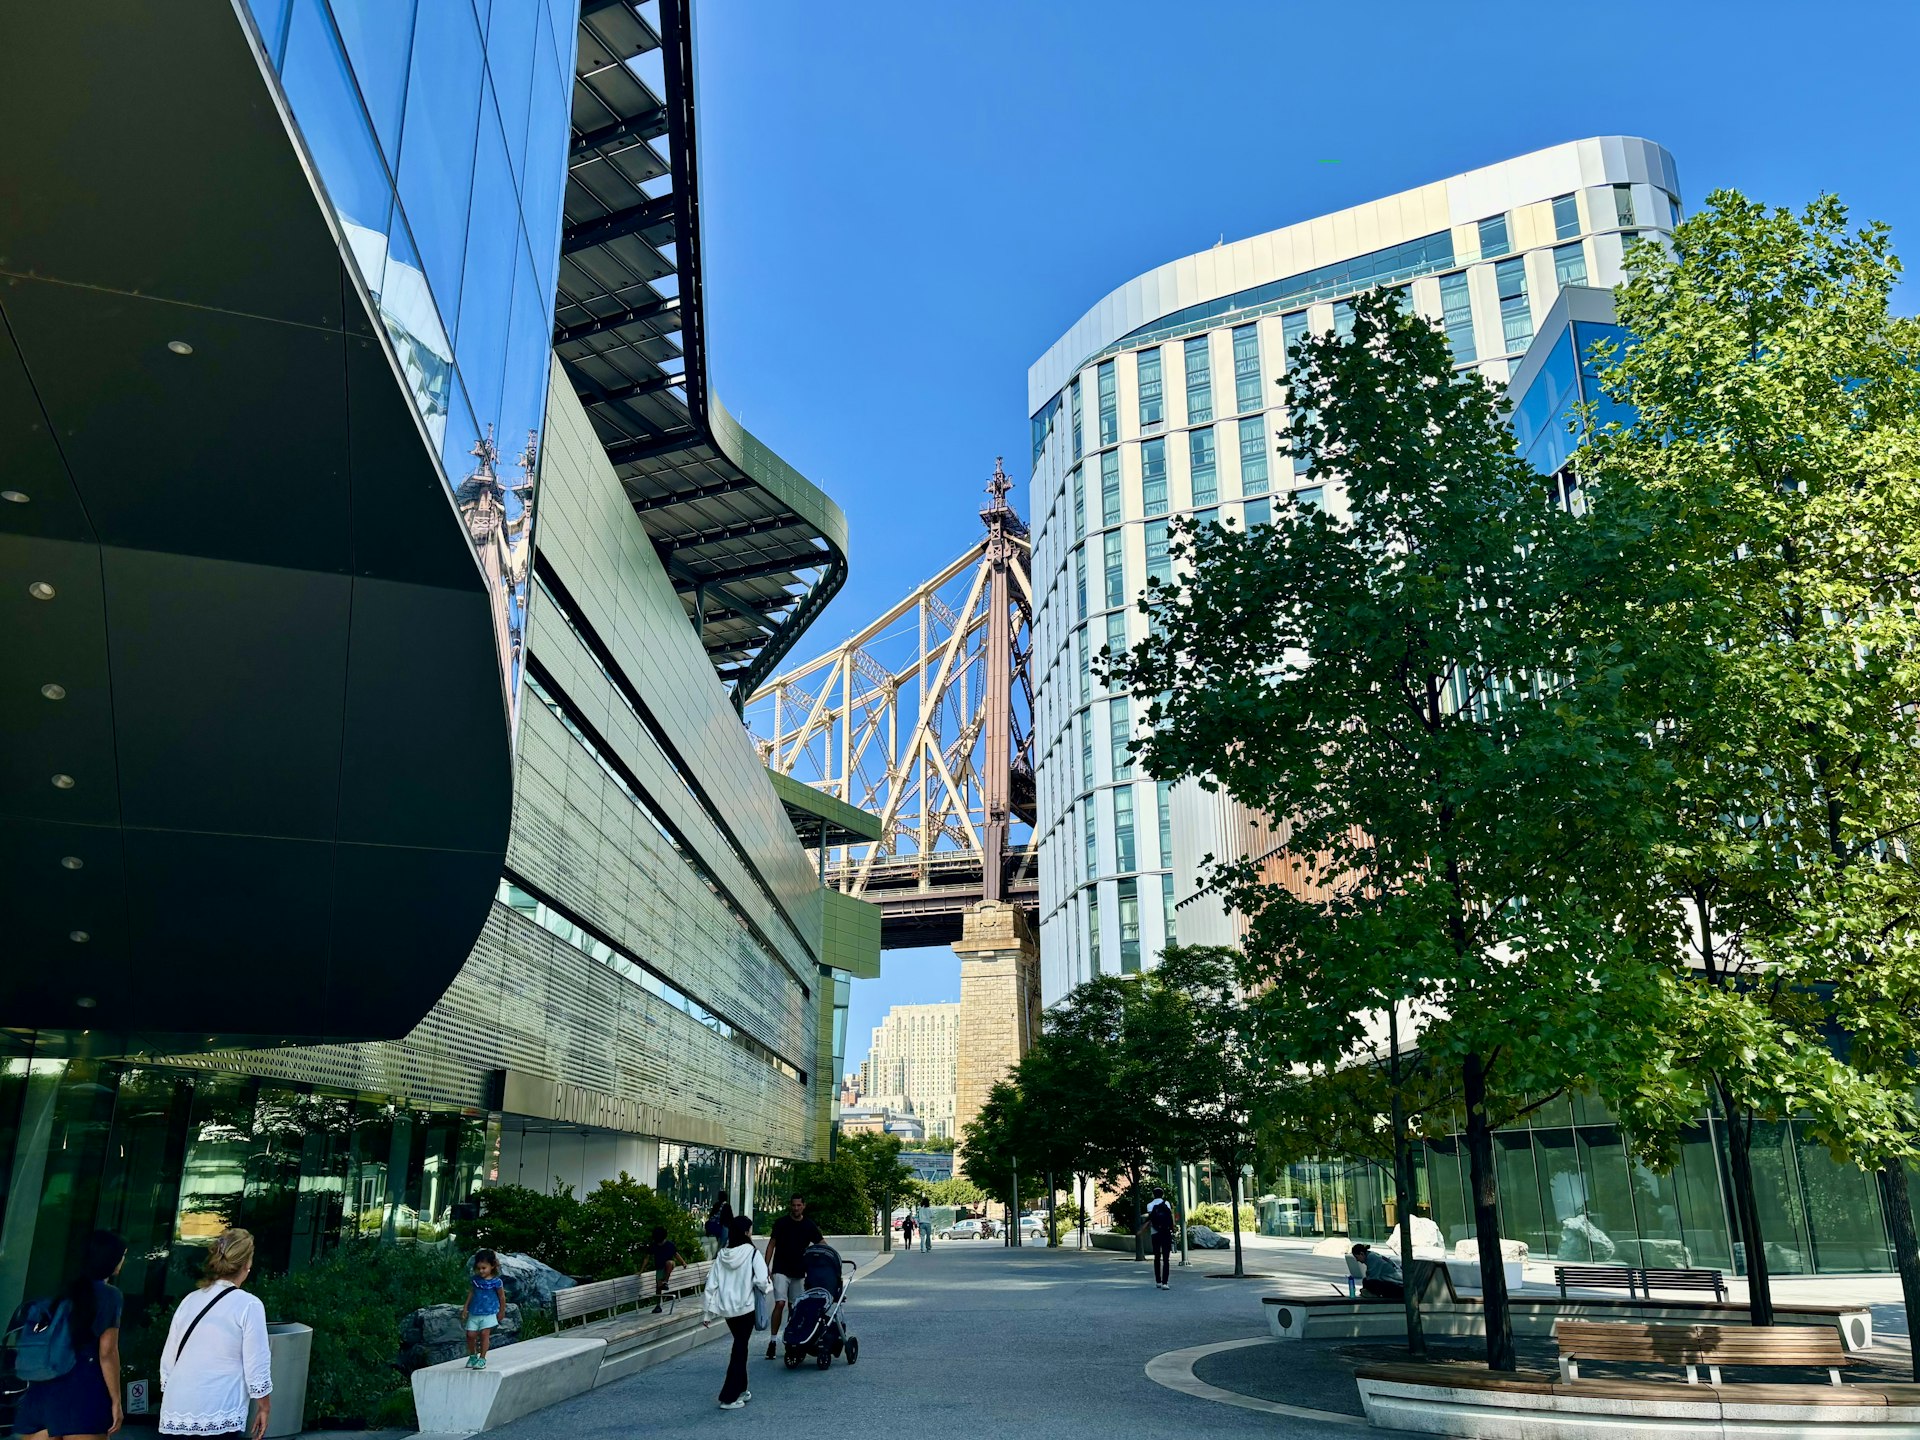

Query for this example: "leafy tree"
[562,1172,703,1281]
[925,1176,986,1209]
[785,1152,873,1235]
[839,1131,920,1251]
[902,1137,957,1153]
[453,1181,578,1271]
[959,1081,1048,1215]
[1104,288,1670,1370]
[1581,191,1920,1334]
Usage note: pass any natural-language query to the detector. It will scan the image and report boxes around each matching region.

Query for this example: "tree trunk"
[1078,1173,1088,1250]
[1230,1167,1245,1278]
[1047,1170,1058,1248]
[880,1202,891,1252]
[1879,1162,1920,1379]
[1129,1165,1145,1261]
[1463,1051,1515,1372]
[1717,1084,1774,1325]
[1389,1005,1427,1359]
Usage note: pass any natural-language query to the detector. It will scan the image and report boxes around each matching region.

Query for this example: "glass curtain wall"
[242,0,577,716]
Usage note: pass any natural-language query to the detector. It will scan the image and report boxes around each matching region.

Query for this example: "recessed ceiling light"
[41,683,66,700]
[76,996,97,1009]
[61,856,84,870]
[28,581,55,600]
[69,930,89,943]
[1,490,27,504]
[51,774,75,789]
[167,340,194,356]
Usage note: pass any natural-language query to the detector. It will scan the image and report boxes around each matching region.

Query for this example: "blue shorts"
[465,1313,498,1332]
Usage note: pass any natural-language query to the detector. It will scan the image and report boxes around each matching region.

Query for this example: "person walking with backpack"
[12,1228,126,1440]
[1140,1187,1178,1290]
[700,1214,770,1410]
[159,1228,272,1440]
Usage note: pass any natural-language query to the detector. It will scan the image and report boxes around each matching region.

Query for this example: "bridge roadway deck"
[482,1238,1325,1439]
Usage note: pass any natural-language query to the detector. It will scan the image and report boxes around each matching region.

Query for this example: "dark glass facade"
[245,0,576,710]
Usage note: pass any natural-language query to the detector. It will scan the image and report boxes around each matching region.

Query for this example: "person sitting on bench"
[1351,1243,1405,1300]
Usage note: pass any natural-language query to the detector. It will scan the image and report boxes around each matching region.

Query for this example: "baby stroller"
[781,1241,858,1370]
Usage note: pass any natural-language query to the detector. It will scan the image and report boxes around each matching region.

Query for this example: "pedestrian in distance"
[917,1202,934,1251]
[10,1228,127,1440]
[1140,1187,1177,1290]
[648,1226,686,1314]
[159,1227,273,1440]
[900,1213,916,1251]
[460,1249,505,1370]
[701,1214,770,1410]
[762,1194,822,1359]
[704,1190,733,1260]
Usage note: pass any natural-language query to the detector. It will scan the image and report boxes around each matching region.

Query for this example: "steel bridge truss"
[745,464,1036,912]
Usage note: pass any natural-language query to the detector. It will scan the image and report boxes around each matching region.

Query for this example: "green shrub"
[1052,1200,1088,1233]
[451,1181,579,1272]
[926,1176,986,1209]
[783,1155,872,1235]
[253,1243,469,1426]
[561,1173,703,1282]
[1188,1202,1256,1233]
[371,1386,417,1430]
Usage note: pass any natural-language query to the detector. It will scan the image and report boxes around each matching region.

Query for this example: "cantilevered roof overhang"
[561,0,846,705]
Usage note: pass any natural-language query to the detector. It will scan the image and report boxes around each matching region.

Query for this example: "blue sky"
[688,0,1920,1073]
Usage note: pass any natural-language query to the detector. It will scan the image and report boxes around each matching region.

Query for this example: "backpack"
[704,1213,724,1239]
[1148,1201,1175,1238]
[6,1296,78,1384]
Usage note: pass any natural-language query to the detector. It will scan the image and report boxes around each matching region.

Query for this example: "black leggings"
[1152,1236,1172,1284]
[720,1311,755,1402]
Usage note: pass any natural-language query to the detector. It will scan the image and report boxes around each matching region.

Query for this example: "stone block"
[410,1336,606,1436]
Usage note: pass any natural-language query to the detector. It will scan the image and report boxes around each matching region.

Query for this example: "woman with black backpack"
[14,1228,127,1440]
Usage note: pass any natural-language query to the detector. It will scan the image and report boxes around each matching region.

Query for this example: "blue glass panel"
[396,0,484,327]
[377,216,454,445]
[1552,193,1580,241]
[247,0,294,64]
[519,19,571,301]
[471,0,491,31]
[328,0,417,163]
[1510,330,1577,459]
[442,377,482,503]
[497,237,551,476]
[279,0,394,288]
[1478,214,1510,259]
[487,0,540,187]
[458,88,518,431]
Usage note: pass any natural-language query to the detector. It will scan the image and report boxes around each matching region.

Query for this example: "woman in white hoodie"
[702,1213,770,1409]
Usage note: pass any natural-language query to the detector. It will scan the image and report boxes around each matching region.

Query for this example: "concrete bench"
[1354,1360,1920,1437]
[1556,1318,1852,1386]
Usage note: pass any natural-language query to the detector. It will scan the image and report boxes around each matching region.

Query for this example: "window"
[1073,548,1087,619]
[1332,299,1355,340]
[1105,612,1127,685]
[1071,465,1085,539]
[1103,531,1125,608]
[1553,241,1588,290]
[1144,519,1171,587]
[1110,699,1132,779]
[1137,347,1164,428]
[1097,360,1118,445]
[1117,877,1141,973]
[1666,193,1681,228]
[1552,193,1580,240]
[1613,183,1636,227]
[1113,786,1137,871]
[1294,485,1324,510]
[1070,377,1083,460]
[1478,214,1511,259]
[1189,427,1217,505]
[1083,805,1097,879]
[1496,256,1532,354]
[1244,496,1271,527]
[1233,324,1262,412]
[1439,271,1476,363]
[1184,335,1212,422]
[1157,781,1173,866]
[1162,872,1176,945]
[1076,625,1090,703]
[1238,416,1270,494]
[1141,437,1168,516]
[1080,717,1094,790]
[1282,311,1308,373]
[1087,889,1101,968]
[1100,450,1122,526]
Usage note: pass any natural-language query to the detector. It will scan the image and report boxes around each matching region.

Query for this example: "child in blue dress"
[460,1250,505,1370]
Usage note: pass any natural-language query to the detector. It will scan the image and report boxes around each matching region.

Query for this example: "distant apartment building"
[862,1003,960,1140]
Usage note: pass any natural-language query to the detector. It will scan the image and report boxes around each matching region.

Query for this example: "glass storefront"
[1255,1101,1912,1275]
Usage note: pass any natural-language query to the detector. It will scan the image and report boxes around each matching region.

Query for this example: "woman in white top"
[701,1214,770,1410]
[159,1228,272,1440]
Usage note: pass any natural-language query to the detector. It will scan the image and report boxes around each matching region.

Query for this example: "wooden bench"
[1556,1318,1855,1386]
[554,1263,712,1329]
[1555,1264,1726,1301]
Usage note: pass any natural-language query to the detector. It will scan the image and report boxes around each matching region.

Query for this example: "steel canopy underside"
[0,4,511,1047]
[561,0,847,703]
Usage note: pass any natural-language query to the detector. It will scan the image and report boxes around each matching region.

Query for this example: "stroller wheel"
[783,1348,802,1369]
[816,1349,833,1370]
[846,1337,859,1365]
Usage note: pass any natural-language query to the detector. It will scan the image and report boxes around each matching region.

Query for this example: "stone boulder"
[494,1252,574,1313]
[399,1302,522,1374]
[1186,1224,1231,1250]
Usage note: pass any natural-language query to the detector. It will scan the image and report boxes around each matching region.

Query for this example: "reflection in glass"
[377,220,454,446]
[281,0,394,293]
[395,0,483,325]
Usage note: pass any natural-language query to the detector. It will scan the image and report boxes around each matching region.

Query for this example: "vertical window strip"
[1110,698,1132,780]
[1478,214,1510,259]
[1144,518,1172,586]
[1184,334,1212,422]
[1281,311,1308,374]
[1097,360,1118,445]
[1070,377,1083,460]
[1440,271,1476,363]
[1100,450,1122,526]
[1141,437,1168,516]
[1113,785,1136,870]
[1496,256,1532,354]
[1232,323,1262,412]
[1553,241,1589,291]
[1239,416,1270,494]
[1103,531,1125,608]
[1189,427,1217,505]
[1117,876,1141,973]
[1137,347,1164,428]
[1552,193,1580,240]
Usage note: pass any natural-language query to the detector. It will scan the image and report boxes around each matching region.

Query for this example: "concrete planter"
[262,1322,311,1438]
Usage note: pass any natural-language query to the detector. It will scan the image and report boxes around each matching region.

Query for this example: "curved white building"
[1026,138,1681,1005]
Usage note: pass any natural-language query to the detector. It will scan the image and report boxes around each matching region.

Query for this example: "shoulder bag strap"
[174,1285,238,1364]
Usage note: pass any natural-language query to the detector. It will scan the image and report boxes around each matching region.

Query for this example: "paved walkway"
[483,1239,1334,1439]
